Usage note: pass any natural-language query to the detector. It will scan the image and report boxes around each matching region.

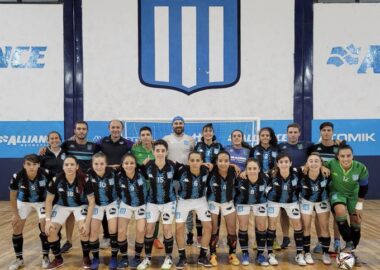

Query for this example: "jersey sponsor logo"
[138,0,240,94]
[327,44,380,74]
[258,206,266,213]
[0,46,47,68]
[138,207,145,216]
[205,210,211,218]
[291,208,300,216]
[109,207,117,215]
[81,208,88,215]
[320,201,328,209]
[162,212,171,221]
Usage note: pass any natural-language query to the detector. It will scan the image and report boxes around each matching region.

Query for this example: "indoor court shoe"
[46,258,64,270]
[91,258,100,270]
[241,252,250,266]
[100,238,111,249]
[153,239,164,249]
[175,257,187,269]
[281,237,291,249]
[82,256,92,269]
[273,240,281,250]
[228,253,240,266]
[256,254,269,266]
[210,254,218,267]
[42,256,50,269]
[197,256,212,268]
[312,243,322,254]
[161,255,173,270]
[137,258,151,270]
[322,252,331,265]
[60,241,73,253]
[129,257,141,269]
[9,258,24,270]
[117,258,129,269]
[295,253,307,266]
[341,241,354,253]
[109,257,118,270]
[304,252,314,264]
[268,253,278,266]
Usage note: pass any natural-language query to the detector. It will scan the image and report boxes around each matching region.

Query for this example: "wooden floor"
[1,201,379,270]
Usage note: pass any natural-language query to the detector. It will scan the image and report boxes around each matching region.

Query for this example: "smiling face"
[172,120,184,135]
[338,148,353,170]
[246,160,260,180]
[217,153,230,173]
[259,129,271,146]
[74,123,88,140]
[231,130,243,147]
[306,154,322,172]
[109,120,123,140]
[122,155,137,175]
[202,126,214,142]
[277,156,292,173]
[47,132,61,149]
[92,156,107,176]
[188,152,202,172]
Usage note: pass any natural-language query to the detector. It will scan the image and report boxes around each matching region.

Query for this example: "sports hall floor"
[0,201,379,270]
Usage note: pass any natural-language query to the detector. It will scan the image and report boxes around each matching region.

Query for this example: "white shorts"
[93,201,118,220]
[118,201,146,220]
[236,203,267,217]
[17,200,45,220]
[146,201,176,225]
[51,204,88,225]
[300,198,331,215]
[176,197,211,223]
[208,201,235,216]
[267,201,301,219]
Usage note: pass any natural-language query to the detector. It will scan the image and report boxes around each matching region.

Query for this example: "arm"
[82,195,95,236]
[10,190,21,226]
[44,193,55,235]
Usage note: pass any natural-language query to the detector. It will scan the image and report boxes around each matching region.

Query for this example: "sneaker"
[91,258,100,270]
[153,239,164,249]
[100,238,111,249]
[117,258,129,269]
[281,237,291,249]
[109,257,118,270]
[46,258,64,270]
[9,258,24,270]
[229,253,240,266]
[241,252,250,266]
[334,239,341,253]
[61,241,73,253]
[129,258,141,269]
[341,241,354,253]
[322,252,331,265]
[137,258,151,270]
[42,256,50,269]
[175,257,187,269]
[273,240,281,251]
[186,233,194,246]
[210,254,218,267]
[295,253,307,266]
[82,257,92,269]
[312,243,322,254]
[252,241,257,250]
[161,256,173,270]
[197,256,212,268]
[268,253,278,266]
[304,252,314,264]
[256,254,269,266]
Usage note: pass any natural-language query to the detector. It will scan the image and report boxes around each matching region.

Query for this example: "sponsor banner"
[312,119,379,156]
[261,120,293,143]
[0,121,63,158]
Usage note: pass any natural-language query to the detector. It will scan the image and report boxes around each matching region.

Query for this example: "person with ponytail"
[44,155,95,269]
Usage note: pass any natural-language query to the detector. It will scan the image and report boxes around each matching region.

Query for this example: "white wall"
[82,0,295,121]
[0,5,63,120]
[314,3,380,119]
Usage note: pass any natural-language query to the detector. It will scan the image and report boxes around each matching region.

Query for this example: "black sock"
[227,234,237,254]
[238,230,248,254]
[216,215,221,236]
[164,237,174,256]
[144,236,154,259]
[303,235,311,253]
[118,239,128,259]
[209,234,218,254]
[90,239,100,259]
[256,230,266,255]
[320,237,331,253]
[178,248,186,259]
[39,232,50,257]
[294,229,304,254]
[351,224,361,248]
[199,247,208,258]
[81,240,90,258]
[12,234,23,260]
[110,233,118,258]
[50,239,62,260]
[336,216,353,243]
[196,217,203,237]
[266,229,276,253]
[135,241,144,259]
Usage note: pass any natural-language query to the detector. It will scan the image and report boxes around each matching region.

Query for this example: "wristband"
[355,202,363,210]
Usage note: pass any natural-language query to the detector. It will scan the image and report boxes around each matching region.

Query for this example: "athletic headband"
[172,116,185,124]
